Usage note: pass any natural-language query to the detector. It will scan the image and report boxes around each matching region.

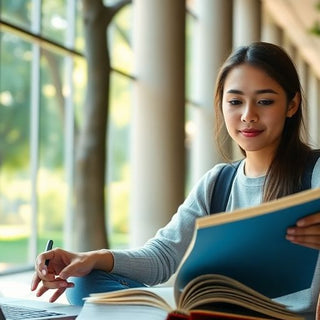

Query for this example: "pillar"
[131,0,186,246]
[190,0,233,185]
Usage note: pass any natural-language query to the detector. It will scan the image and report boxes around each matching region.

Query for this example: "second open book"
[77,188,320,320]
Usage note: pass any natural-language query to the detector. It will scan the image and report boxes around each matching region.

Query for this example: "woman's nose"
[241,104,258,123]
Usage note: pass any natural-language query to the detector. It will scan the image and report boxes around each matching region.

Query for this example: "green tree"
[73,0,131,251]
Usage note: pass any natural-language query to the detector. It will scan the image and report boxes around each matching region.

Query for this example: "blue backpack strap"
[301,149,320,191]
[210,161,241,214]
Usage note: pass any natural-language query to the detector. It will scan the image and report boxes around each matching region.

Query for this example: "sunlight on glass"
[73,66,86,86]
[113,42,133,73]
[51,14,67,30]
[0,226,29,239]
[0,176,31,239]
[111,100,131,127]
[185,120,196,138]
[62,84,71,96]
[0,91,13,107]
[42,84,56,97]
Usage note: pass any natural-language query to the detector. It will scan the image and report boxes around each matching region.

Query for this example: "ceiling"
[263,0,320,78]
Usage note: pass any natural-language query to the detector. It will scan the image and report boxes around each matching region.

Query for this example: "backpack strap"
[210,161,241,214]
[209,149,320,215]
[300,149,320,191]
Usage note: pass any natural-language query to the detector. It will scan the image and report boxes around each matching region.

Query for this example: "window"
[0,0,135,271]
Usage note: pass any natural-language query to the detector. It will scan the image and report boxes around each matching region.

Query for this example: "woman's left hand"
[286,212,320,250]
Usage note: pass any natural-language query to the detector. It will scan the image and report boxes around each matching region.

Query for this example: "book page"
[175,274,302,320]
[85,286,176,311]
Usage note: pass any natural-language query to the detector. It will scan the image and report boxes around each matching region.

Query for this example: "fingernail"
[41,269,47,276]
[287,228,294,235]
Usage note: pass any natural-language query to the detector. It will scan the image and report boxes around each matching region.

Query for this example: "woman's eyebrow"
[256,89,279,94]
[226,89,279,94]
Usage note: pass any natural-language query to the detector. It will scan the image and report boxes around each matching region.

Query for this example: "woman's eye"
[228,99,242,105]
[258,99,273,105]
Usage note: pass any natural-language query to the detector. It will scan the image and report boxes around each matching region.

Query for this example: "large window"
[0,1,135,271]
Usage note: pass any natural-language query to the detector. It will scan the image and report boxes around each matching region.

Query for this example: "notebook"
[0,297,81,320]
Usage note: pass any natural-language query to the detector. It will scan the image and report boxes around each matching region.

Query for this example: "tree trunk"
[73,0,131,251]
[74,0,109,251]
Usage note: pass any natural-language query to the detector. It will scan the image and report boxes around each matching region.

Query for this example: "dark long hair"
[214,42,312,201]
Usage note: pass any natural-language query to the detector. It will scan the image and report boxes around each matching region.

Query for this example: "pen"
[45,239,53,266]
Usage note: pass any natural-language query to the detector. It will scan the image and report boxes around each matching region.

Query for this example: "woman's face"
[222,63,298,157]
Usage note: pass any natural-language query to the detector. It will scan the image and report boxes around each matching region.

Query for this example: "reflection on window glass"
[0,0,32,30]
[0,32,32,270]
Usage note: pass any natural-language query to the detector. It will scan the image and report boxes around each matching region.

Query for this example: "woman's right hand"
[31,247,114,302]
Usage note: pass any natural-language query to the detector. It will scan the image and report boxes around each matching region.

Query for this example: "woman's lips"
[240,128,263,137]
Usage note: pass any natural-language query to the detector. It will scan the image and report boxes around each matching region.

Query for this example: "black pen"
[45,239,53,266]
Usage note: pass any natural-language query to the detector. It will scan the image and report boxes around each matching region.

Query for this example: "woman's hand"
[286,212,320,250]
[31,247,114,302]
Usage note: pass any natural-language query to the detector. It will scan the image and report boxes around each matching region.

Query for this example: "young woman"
[31,42,320,315]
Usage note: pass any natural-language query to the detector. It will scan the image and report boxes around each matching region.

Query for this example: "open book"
[77,188,320,320]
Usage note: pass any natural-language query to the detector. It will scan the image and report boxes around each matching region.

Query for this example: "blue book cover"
[175,188,320,300]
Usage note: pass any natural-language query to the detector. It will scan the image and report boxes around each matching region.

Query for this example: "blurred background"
[0,0,320,275]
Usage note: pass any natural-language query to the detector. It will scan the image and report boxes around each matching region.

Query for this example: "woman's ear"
[286,92,300,118]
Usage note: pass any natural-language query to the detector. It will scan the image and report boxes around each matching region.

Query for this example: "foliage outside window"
[0,0,133,271]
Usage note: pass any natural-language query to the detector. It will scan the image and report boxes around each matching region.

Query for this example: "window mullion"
[29,0,42,263]
[63,0,76,250]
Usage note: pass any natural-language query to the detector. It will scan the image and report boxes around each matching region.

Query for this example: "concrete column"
[233,0,261,49]
[131,0,185,247]
[190,0,232,184]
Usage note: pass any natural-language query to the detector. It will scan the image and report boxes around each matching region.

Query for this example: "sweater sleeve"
[110,163,225,286]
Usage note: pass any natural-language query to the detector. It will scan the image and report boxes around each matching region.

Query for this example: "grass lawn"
[0,235,63,264]
[0,232,128,273]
